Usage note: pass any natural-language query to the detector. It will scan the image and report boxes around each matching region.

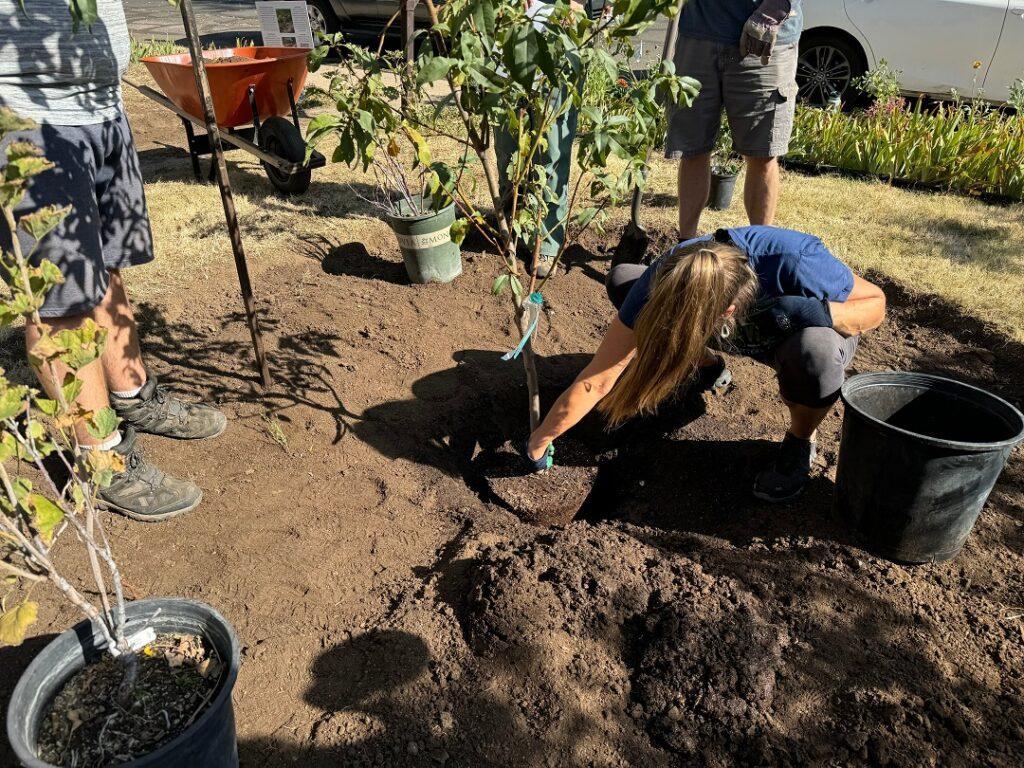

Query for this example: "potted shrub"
[308,0,698,431]
[307,46,462,284]
[0,109,240,768]
[708,113,742,211]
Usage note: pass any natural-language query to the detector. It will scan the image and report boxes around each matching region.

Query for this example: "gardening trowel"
[611,0,687,269]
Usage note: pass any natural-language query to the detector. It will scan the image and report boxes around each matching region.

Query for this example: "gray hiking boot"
[752,433,817,503]
[98,428,203,522]
[111,372,226,440]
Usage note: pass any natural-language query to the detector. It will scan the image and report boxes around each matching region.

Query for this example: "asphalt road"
[123,0,671,65]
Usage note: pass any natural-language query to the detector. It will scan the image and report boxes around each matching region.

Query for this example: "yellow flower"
[972,60,982,69]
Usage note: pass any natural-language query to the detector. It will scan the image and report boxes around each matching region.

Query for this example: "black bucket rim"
[6,597,240,768]
[841,371,1024,452]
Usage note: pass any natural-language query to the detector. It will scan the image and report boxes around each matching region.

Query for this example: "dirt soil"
[37,634,221,767]
[2,111,1024,768]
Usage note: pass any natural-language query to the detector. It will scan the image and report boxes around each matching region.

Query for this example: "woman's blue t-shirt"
[617,226,855,329]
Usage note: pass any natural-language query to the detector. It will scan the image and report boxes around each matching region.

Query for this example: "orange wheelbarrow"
[132,46,326,195]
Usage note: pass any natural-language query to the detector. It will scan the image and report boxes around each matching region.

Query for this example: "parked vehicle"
[305,0,429,39]
[800,0,1024,104]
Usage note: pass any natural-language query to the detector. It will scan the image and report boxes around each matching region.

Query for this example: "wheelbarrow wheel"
[259,116,312,195]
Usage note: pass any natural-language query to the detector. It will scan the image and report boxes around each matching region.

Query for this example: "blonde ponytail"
[598,240,758,428]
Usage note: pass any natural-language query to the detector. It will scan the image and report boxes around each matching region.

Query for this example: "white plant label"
[256,1,315,48]
[127,626,157,652]
[395,230,452,250]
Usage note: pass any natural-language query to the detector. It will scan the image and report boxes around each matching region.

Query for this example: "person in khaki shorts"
[667,0,802,238]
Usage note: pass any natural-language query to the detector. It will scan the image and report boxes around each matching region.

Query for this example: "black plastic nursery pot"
[834,372,1024,564]
[384,194,463,285]
[707,172,738,211]
[6,597,241,768]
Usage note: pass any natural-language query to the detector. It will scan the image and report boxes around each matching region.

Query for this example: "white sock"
[111,381,145,399]
[82,430,122,452]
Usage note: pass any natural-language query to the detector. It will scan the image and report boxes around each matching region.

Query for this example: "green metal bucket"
[385,195,462,284]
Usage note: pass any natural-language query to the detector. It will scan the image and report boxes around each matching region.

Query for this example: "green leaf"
[502,24,539,91]
[83,446,124,489]
[60,373,83,405]
[510,274,524,300]
[0,108,35,142]
[85,406,120,441]
[68,0,98,30]
[33,397,59,417]
[0,432,18,462]
[575,207,599,229]
[491,274,510,296]
[0,601,37,646]
[18,205,68,242]
[26,493,64,544]
[0,384,28,420]
[450,218,469,246]
[417,56,455,86]
[402,123,431,167]
[53,320,105,371]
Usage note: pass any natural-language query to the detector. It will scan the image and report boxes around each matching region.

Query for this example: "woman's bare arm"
[829,274,886,337]
[527,317,636,459]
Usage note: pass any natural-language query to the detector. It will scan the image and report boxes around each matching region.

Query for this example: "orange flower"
[617,77,628,87]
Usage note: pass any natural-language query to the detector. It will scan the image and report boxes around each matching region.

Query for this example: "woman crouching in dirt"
[523,226,887,502]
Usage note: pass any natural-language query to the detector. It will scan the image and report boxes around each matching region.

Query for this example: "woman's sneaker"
[97,428,203,522]
[752,433,817,503]
[111,373,226,440]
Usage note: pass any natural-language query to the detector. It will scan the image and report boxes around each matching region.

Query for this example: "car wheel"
[797,34,867,106]
[306,0,339,38]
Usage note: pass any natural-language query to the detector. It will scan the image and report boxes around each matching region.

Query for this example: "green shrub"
[789,101,1024,199]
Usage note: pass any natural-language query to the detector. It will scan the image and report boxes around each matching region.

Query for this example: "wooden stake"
[178,0,272,389]
[401,0,418,109]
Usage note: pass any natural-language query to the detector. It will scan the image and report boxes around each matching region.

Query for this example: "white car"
[799,0,1024,104]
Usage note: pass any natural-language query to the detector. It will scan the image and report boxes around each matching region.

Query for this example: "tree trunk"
[517,303,542,432]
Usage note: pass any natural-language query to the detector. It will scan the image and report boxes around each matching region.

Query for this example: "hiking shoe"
[97,428,203,522]
[752,433,817,503]
[111,372,226,440]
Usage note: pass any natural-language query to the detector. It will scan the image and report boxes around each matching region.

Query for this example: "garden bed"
[2,90,1024,767]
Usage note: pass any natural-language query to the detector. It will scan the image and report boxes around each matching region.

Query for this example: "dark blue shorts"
[0,111,154,317]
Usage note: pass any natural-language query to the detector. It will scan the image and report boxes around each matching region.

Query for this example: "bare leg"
[25,315,111,447]
[785,401,830,441]
[94,270,146,392]
[677,153,711,240]
[742,156,780,226]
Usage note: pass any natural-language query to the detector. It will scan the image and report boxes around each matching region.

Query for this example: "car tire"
[797,32,868,107]
[306,0,340,38]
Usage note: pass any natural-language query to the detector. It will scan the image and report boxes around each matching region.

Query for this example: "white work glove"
[739,0,793,65]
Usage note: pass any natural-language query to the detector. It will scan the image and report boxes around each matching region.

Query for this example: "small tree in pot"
[1,109,240,768]
[308,44,464,284]
[708,112,742,211]
[307,0,699,432]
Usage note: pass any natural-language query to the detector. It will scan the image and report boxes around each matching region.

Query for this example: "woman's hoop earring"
[720,323,731,339]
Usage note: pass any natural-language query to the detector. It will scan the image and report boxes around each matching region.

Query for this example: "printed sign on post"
[256,1,316,48]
